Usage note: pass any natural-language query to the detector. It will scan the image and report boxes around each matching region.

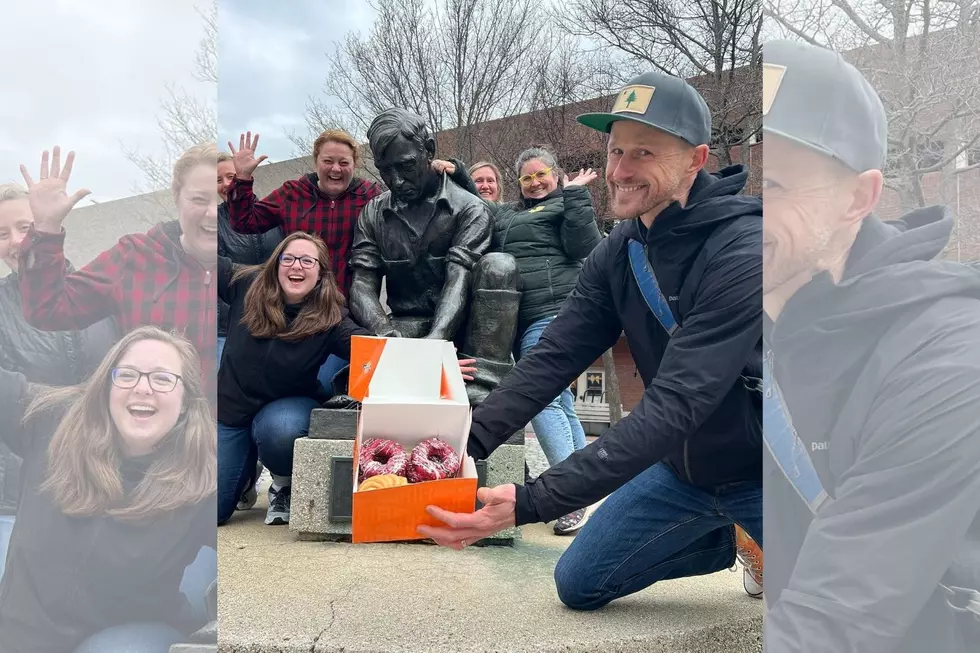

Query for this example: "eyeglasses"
[111,367,182,393]
[279,254,318,269]
[518,167,553,187]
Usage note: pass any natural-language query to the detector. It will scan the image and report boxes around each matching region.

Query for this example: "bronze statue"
[349,108,520,405]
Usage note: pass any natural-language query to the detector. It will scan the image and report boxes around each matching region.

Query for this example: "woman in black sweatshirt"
[216,231,475,527]
[0,325,216,653]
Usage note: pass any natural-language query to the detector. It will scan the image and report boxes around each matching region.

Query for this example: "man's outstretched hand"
[418,484,517,549]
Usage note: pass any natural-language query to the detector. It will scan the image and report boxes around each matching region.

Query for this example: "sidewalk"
[218,485,763,652]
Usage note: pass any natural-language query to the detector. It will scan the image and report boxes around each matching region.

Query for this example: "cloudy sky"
[0,0,212,203]
[218,0,376,168]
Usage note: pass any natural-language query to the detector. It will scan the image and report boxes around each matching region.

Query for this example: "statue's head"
[367,108,436,203]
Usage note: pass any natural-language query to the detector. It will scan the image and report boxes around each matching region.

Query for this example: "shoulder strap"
[766,346,977,616]
[627,238,678,335]
[763,348,832,513]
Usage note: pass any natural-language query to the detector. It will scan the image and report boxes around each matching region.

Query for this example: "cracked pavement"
[217,438,762,653]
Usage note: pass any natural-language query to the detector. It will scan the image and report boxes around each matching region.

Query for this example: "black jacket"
[467,165,763,524]
[217,202,282,338]
[0,271,118,515]
[0,367,214,653]
[491,186,603,336]
[216,257,369,426]
[764,209,980,653]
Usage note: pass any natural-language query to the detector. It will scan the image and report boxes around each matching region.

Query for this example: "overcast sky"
[218,0,376,168]
[0,0,211,203]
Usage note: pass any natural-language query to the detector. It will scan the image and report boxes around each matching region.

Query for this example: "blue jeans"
[217,335,226,367]
[217,396,319,524]
[317,354,348,395]
[517,316,587,466]
[0,514,13,583]
[554,462,763,610]
[0,521,215,652]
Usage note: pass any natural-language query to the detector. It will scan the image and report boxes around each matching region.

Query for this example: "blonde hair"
[26,326,216,521]
[468,162,504,202]
[313,129,359,164]
[217,151,233,164]
[0,183,28,204]
[172,142,218,199]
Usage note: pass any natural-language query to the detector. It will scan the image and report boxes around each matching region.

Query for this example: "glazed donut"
[358,474,408,492]
[359,438,408,480]
[407,438,461,483]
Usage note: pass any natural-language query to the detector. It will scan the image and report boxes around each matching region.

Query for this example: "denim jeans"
[216,335,226,367]
[317,354,348,395]
[72,623,186,653]
[0,514,13,583]
[554,462,763,610]
[517,316,587,466]
[0,520,215,652]
[217,396,319,524]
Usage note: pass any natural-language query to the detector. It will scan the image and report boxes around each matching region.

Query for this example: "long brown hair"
[233,232,344,341]
[24,326,216,521]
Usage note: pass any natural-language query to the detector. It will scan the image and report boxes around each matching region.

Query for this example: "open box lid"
[348,336,467,404]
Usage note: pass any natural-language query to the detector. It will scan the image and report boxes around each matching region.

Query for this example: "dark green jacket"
[491,186,602,336]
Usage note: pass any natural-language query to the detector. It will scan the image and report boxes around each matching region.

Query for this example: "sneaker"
[236,461,263,511]
[236,485,257,511]
[265,485,291,525]
[553,507,590,535]
[734,525,763,599]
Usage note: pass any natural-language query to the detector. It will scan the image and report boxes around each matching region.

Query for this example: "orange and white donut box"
[348,335,478,544]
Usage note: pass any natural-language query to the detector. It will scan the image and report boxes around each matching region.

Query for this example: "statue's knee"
[473,253,519,291]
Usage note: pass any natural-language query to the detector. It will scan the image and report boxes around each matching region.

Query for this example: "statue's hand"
[431,159,456,175]
[379,328,403,338]
[424,329,452,341]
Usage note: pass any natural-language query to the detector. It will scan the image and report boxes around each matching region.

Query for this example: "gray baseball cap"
[763,39,888,172]
[577,71,712,147]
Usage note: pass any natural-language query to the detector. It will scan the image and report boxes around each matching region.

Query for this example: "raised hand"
[563,168,600,188]
[228,131,268,180]
[19,147,92,233]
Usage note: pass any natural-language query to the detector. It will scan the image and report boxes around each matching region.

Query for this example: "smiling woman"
[0,326,216,653]
[16,143,220,399]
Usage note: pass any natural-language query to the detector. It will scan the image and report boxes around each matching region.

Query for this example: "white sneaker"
[743,567,764,599]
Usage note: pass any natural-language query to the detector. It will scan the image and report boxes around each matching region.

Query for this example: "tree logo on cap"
[763,63,787,116]
[612,85,654,115]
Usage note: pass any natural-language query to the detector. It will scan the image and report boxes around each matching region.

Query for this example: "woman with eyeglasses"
[216,231,477,526]
[0,326,216,653]
[490,147,603,535]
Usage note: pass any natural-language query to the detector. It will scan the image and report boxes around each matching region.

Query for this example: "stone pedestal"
[290,409,524,545]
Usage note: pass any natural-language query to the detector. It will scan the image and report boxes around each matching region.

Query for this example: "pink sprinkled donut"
[359,438,408,480]
[407,438,461,483]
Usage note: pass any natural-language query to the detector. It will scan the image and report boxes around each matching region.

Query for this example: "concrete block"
[290,438,354,538]
[479,442,524,543]
[308,408,357,439]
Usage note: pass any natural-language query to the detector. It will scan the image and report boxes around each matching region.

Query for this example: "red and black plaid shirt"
[226,174,382,297]
[18,220,218,401]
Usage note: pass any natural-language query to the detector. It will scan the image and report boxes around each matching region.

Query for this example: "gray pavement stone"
[218,504,762,653]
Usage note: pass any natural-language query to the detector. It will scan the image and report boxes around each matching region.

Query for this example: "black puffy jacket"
[217,202,283,338]
[0,271,118,515]
[491,186,603,336]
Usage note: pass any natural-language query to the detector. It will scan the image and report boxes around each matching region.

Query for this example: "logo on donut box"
[347,335,478,544]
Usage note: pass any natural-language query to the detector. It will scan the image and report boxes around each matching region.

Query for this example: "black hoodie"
[764,208,980,653]
[467,165,763,524]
